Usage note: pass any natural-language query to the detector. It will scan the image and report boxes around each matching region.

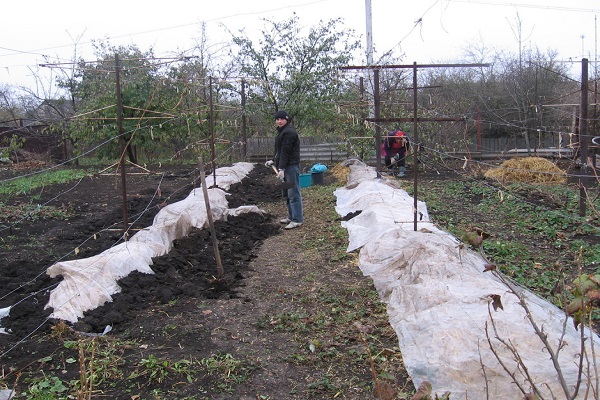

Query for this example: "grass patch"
[198,353,253,392]
[131,355,196,384]
[0,169,90,196]
[415,175,600,299]
[301,183,350,261]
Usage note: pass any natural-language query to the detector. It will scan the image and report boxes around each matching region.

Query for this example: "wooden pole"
[198,156,224,278]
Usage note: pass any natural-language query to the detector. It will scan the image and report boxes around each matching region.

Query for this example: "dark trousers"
[385,151,406,170]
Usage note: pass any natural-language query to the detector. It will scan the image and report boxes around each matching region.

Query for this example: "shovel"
[270,165,295,190]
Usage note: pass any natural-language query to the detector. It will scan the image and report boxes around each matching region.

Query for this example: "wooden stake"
[198,156,224,278]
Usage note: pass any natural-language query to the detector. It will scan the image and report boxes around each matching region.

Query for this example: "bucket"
[311,171,324,185]
[299,173,312,188]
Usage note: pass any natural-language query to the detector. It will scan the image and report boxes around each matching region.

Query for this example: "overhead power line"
[446,0,600,13]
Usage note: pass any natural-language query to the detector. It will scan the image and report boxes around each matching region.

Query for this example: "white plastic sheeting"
[0,389,14,400]
[0,307,10,335]
[45,162,257,323]
[334,159,600,399]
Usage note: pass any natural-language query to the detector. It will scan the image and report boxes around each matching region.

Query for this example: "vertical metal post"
[412,63,419,231]
[209,76,216,186]
[373,68,381,170]
[579,58,589,217]
[241,79,247,161]
[115,54,128,239]
[476,108,482,152]
[358,76,366,159]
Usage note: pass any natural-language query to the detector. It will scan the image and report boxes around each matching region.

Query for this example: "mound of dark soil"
[0,164,281,341]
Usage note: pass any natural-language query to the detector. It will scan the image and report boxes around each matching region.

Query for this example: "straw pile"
[484,157,567,184]
[331,163,351,184]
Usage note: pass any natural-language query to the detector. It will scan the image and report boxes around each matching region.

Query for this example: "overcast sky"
[1,0,598,94]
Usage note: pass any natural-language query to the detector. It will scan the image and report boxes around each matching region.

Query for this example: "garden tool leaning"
[270,165,295,190]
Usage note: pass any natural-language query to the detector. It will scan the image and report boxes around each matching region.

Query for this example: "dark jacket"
[382,131,410,158]
[274,123,300,169]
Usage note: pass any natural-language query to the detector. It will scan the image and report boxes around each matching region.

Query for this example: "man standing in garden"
[265,110,304,229]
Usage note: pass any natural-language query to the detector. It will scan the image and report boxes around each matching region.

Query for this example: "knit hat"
[274,110,290,121]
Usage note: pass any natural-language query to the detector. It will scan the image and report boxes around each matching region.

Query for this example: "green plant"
[1,134,25,162]
[199,353,251,392]
[566,249,600,327]
[85,339,129,385]
[307,377,338,392]
[161,323,178,335]
[130,354,196,384]
[133,355,171,384]
[26,374,69,399]
[569,240,600,268]
[0,169,90,196]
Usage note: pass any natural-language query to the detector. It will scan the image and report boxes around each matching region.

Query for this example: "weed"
[85,338,130,385]
[0,202,75,223]
[161,324,178,335]
[199,353,251,392]
[133,355,171,383]
[307,377,338,392]
[25,374,69,400]
[49,320,71,340]
[301,271,319,283]
[569,240,600,269]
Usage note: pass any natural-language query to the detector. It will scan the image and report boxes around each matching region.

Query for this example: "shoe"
[279,218,291,224]
[284,221,302,229]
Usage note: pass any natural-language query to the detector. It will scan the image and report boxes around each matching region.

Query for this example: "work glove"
[394,153,401,161]
[265,160,274,167]
[277,169,285,182]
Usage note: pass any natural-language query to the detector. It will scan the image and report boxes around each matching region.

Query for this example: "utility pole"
[365,0,378,167]
[365,0,373,65]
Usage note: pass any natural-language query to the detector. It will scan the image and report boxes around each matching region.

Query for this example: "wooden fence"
[245,135,578,167]
[246,138,348,166]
